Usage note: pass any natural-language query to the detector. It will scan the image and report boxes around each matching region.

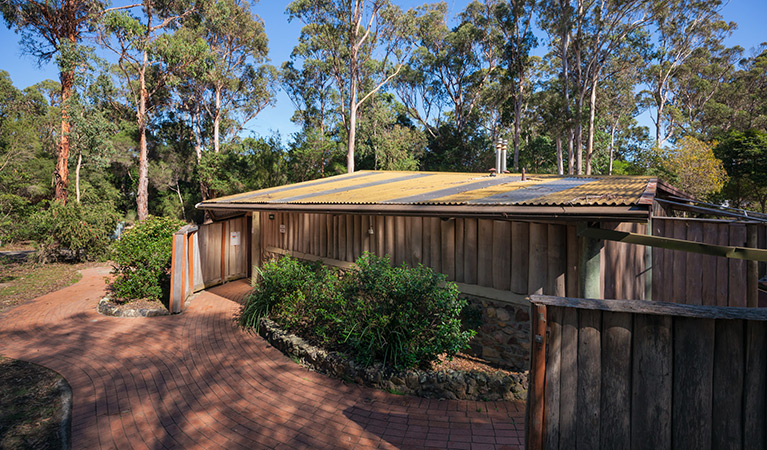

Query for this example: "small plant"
[238,257,319,331]
[110,215,185,301]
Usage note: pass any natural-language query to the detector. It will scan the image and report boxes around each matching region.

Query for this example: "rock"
[496,308,510,322]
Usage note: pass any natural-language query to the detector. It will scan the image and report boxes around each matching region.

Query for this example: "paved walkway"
[0,267,525,449]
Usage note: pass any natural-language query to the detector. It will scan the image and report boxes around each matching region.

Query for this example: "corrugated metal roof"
[201,171,657,209]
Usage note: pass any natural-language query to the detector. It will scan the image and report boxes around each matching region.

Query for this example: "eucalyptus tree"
[287,0,419,173]
[494,0,537,171]
[0,0,107,203]
[99,0,207,221]
[642,0,733,147]
[184,0,275,156]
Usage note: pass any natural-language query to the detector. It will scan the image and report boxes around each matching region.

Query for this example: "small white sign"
[279,224,286,234]
[230,231,241,246]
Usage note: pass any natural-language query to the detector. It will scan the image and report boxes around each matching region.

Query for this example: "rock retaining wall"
[463,295,531,372]
[259,318,528,401]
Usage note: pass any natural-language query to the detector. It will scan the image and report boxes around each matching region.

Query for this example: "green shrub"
[110,215,185,301]
[338,253,474,369]
[30,200,119,262]
[238,253,476,370]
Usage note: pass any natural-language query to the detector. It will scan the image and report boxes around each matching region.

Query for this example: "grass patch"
[0,259,85,315]
[0,356,66,450]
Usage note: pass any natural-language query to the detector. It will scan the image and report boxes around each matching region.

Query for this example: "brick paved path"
[0,267,526,449]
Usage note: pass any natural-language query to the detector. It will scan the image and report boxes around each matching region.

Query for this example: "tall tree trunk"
[585,78,598,175]
[568,129,574,175]
[75,150,82,203]
[214,84,221,153]
[513,82,522,171]
[556,134,563,175]
[608,118,617,175]
[54,68,74,204]
[347,92,357,173]
[136,52,150,222]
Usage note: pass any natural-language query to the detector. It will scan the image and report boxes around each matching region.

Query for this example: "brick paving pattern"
[0,266,526,449]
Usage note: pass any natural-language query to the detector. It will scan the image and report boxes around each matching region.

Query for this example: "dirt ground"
[0,356,67,450]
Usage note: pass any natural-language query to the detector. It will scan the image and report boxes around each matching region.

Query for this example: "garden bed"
[259,318,528,401]
[98,296,169,317]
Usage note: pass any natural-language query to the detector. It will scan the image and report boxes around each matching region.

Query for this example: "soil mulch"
[0,356,67,450]
[433,352,517,377]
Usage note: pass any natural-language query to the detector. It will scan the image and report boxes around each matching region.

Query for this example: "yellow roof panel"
[198,170,658,209]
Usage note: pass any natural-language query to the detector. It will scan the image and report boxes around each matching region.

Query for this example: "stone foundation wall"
[463,295,531,372]
[259,319,528,401]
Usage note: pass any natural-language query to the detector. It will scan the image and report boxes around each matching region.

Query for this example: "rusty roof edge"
[197,201,650,221]
[637,178,658,205]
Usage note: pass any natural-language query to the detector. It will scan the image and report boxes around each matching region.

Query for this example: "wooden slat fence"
[170,216,250,312]
[652,218,766,306]
[260,212,648,299]
[528,295,767,450]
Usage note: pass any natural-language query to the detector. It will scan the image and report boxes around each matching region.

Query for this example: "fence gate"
[169,216,251,313]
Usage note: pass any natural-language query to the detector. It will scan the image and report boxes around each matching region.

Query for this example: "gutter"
[196,201,650,222]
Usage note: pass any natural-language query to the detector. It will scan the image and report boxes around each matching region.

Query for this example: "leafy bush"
[238,253,475,370]
[30,200,119,262]
[111,215,185,302]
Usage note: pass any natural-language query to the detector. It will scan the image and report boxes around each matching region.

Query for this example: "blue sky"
[0,0,765,143]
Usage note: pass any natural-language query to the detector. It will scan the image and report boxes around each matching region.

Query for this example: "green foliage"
[714,129,767,212]
[338,253,474,369]
[30,200,119,262]
[238,253,475,370]
[111,215,185,301]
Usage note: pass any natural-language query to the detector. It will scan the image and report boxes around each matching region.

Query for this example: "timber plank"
[455,218,465,283]
[478,219,494,287]
[716,224,730,307]
[492,220,511,290]
[346,215,354,262]
[544,306,562,450]
[376,215,385,257]
[442,218,456,280]
[652,219,666,302]
[337,215,346,261]
[600,311,632,450]
[409,216,423,266]
[576,309,601,450]
[464,218,478,284]
[685,222,704,305]
[729,224,747,307]
[672,317,714,450]
[701,222,718,307]
[672,220,688,303]
[529,223,548,295]
[385,215,395,262]
[743,320,767,448]
[566,225,578,298]
[558,307,578,449]
[547,224,566,297]
[631,313,673,450]
[712,319,744,450]
[353,214,362,261]
[511,221,530,294]
[361,215,370,255]
[303,213,311,254]
[429,217,441,273]
[395,216,406,267]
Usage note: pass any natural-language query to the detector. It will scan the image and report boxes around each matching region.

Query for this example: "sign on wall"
[230,231,240,246]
